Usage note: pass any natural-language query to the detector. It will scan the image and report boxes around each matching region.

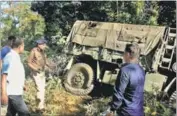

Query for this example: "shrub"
[23,78,174,116]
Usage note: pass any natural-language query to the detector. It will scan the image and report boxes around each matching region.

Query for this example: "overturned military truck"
[61,20,176,109]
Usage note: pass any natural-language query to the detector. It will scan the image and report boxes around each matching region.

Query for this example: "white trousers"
[32,72,45,109]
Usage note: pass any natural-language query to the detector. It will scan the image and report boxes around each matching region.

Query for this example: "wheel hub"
[72,72,85,88]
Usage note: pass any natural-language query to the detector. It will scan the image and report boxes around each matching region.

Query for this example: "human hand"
[106,112,114,116]
[23,85,27,91]
[1,94,8,105]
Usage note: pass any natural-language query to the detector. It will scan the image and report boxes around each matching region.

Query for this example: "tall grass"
[23,78,174,116]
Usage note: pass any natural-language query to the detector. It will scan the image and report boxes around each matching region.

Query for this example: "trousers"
[6,95,30,116]
[32,71,46,109]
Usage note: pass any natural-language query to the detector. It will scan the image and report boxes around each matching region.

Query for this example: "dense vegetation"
[1,1,176,48]
[23,78,174,116]
[31,1,176,38]
[0,1,176,116]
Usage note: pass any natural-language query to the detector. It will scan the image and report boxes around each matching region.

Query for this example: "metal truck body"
[61,20,176,109]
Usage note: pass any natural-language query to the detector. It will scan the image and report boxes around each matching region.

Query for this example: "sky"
[1,2,9,9]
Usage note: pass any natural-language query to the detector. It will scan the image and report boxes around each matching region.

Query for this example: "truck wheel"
[63,63,94,95]
[64,83,94,96]
[169,91,176,109]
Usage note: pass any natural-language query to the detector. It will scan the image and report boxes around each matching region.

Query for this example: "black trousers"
[6,95,30,116]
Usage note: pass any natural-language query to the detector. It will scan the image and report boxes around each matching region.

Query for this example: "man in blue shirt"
[106,43,145,116]
[0,36,16,70]
[1,37,30,116]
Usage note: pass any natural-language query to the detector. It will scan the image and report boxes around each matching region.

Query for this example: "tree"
[0,2,45,49]
[31,1,161,38]
[158,1,176,27]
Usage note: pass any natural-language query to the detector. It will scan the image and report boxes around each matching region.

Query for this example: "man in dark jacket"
[106,43,145,116]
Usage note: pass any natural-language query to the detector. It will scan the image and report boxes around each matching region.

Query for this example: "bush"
[24,78,90,116]
[23,78,174,116]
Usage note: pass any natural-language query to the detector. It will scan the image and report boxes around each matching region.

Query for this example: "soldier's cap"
[36,38,47,44]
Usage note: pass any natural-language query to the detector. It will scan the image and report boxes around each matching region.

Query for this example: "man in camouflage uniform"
[27,38,51,111]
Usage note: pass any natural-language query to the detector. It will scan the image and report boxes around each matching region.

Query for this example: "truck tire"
[169,91,176,109]
[63,63,94,95]
[64,83,94,96]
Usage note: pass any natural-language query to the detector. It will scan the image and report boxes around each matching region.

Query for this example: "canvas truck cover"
[66,20,166,55]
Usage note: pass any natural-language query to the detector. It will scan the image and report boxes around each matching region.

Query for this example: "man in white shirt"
[1,37,30,116]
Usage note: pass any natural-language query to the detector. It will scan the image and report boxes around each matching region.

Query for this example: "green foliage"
[24,78,89,116]
[30,1,176,57]
[0,2,45,50]
[21,50,31,77]
[144,85,174,116]
[23,78,174,116]
[0,2,176,115]
[81,97,111,116]
[158,1,176,27]
[31,1,161,38]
